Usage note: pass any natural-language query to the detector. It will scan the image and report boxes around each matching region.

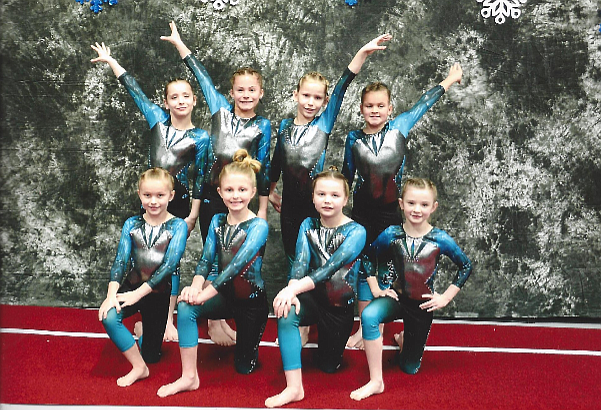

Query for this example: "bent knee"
[360,307,382,340]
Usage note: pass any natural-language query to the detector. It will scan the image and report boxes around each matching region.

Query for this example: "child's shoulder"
[124,215,144,227]
[165,216,187,229]
[255,115,272,127]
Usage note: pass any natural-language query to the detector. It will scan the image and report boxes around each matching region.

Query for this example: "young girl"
[157,149,269,398]
[90,42,209,233]
[344,63,463,348]
[99,168,188,387]
[161,22,271,345]
[265,167,366,408]
[91,42,208,343]
[350,177,472,401]
[269,33,391,268]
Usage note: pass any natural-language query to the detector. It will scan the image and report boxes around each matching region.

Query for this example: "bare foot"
[221,320,237,341]
[117,365,149,387]
[299,326,309,347]
[134,321,143,338]
[157,374,200,398]
[265,386,304,408]
[208,319,236,346]
[350,380,385,401]
[394,331,404,351]
[346,328,364,349]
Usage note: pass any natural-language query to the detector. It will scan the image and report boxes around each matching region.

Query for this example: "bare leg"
[347,300,369,349]
[157,346,200,397]
[350,337,385,401]
[117,344,149,387]
[265,368,305,408]
[299,326,310,346]
[133,321,143,339]
[394,331,404,351]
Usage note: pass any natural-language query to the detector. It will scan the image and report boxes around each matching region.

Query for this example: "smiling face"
[313,177,348,222]
[218,172,257,214]
[294,78,328,124]
[230,74,264,118]
[163,80,196,120]
[138,178,174,220]
[399,185,438,229]
[360,89,393,134]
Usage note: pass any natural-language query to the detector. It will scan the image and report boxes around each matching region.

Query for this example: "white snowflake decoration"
[477,0,527,24]
[200,0,239,10]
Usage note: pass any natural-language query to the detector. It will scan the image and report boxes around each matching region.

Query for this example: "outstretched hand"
[360,33,392,56]
[160,20,183,45]
[90,42,112,64]
[447,62,463,85]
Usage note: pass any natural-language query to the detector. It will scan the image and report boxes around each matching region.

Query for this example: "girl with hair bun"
[158,149,269,398]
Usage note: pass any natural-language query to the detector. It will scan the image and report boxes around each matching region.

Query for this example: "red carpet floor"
[1,305,600,409]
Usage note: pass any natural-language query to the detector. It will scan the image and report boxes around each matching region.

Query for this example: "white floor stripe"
[0,405,260,410]
[2,326,600,357]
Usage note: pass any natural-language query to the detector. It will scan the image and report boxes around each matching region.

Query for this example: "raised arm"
[90,42,126,78]
[347,34,392,74]
[162,21,228,115]
[160,21,192,59]
[392,63,463,137]
[439,63,463,92]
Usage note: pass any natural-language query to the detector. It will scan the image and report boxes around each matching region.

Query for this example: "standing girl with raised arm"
[350,177,472,401]
[265,167,366,408]
[269,33,391,269]
[157,149,269,398]
[344,63,463,348]
[99,168,188,387]
[161,22,271,345]
[90,42,209,233]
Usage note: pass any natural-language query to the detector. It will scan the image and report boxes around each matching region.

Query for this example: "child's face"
[313,177,348,219]
[230,74,264,117]
[164,81,196,120]
[218,172,257,213]
[138,178,174,218]
[399,186,438,227]
[294,79,327,124]
[360,90,392,132]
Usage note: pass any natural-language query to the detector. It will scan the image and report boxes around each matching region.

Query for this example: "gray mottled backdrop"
[1,0,600,318]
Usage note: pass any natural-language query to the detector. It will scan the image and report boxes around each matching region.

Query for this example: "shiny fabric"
[184,55,271,197]
[109,216,188,293]
[119,73,209,201]
[290,218,366,307]
[194,214,268,299]
[343,85,445,208]
[365,226,472,300]
[270,68,355,204]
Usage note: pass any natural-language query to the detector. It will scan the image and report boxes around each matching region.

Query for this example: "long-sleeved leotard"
[183,55,271,240]
[177,214,269,374]
[102,216,188,363]
[361,225,472,374]
[270,69,356,265]
[342,85,445,210]
[342,85,446,300]
[278,218,366,372]
[118,73,209,219]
